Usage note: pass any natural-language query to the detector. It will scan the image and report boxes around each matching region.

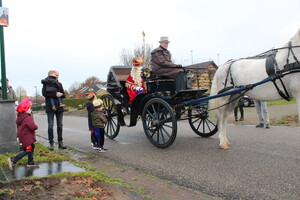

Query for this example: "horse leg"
[217,107,230,149]
[218,96,239,149]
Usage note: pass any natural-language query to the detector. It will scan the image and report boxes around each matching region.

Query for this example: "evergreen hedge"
[63,98,88,109]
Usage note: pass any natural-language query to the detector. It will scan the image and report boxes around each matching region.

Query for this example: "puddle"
[0,161,85,182]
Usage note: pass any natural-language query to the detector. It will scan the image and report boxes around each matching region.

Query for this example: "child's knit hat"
[21,98,32,104]
[93,99,103,108]
[16,102,31,113]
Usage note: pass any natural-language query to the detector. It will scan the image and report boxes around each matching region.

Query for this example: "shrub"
[63,98,88,109]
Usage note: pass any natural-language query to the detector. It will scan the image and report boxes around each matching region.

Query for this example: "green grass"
[0,142,150,199]
[267,98,296,106]
[0,143,72,166]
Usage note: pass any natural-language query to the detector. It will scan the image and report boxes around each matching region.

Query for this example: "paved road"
[35,113,300,200]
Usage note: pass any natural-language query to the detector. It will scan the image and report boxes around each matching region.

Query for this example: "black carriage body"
[106,65,132,105]
[103,65,218,148]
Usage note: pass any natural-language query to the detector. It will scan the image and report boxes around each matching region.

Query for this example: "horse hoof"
[219,143,229,150]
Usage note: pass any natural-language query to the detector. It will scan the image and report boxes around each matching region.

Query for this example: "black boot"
[49,142,54,151]
[58,141,67,149]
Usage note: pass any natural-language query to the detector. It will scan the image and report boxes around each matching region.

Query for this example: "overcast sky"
[2,0,300,96]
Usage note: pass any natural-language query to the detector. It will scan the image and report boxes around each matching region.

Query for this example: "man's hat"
[93,99,103,108]
[132,56,143,67]
[159,36,170,43]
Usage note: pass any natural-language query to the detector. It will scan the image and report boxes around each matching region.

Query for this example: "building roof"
[80,83,106,94]
[184,61,218,70]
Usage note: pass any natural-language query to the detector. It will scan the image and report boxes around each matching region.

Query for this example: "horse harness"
[223,42,300,101]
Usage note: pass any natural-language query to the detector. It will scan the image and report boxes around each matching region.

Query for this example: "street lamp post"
[34,86,38,113]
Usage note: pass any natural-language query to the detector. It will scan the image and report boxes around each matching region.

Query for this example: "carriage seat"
[146,74,176,94]
[156,75,174,80]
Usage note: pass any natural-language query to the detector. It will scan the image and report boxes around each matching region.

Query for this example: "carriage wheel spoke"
[206,118,217,126]
[110,121,116,134]
[197,119,203,131]
[204,119,212,132]
[146,109,155,119]
[151,104,158,119]
[160,126,171,140]
[192,117,200,124]
[158,128,166,144]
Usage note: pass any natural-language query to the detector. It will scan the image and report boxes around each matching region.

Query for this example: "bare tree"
[120,48,133,66]
[68,81,82,97]
[15,86,27,102]
[81,76,102,88]
[119,43,152,68]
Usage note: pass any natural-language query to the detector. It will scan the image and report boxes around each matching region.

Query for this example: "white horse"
[210,28,300,149]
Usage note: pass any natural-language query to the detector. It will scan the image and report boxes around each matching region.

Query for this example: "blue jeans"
[94,127,105,147]
[47,111,63,143]
[254,100,270,124]
[50,97,62,106]
[14,144,35,163]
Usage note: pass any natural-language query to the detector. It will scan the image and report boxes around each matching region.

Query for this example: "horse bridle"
[268,43,300,101]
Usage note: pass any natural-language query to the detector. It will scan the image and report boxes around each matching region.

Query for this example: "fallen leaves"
[0,176,111,200]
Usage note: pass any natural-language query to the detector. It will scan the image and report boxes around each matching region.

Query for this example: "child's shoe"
[91,143,98,150]
[98,147,108,153]
[26,161,39,168]
[7,157,16,171]
[51,105,57,111]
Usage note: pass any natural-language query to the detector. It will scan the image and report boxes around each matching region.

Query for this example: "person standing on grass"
[8,101,39,170]
[42,70,66,150]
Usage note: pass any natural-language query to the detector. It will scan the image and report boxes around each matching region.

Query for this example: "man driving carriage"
[150,36,191,92]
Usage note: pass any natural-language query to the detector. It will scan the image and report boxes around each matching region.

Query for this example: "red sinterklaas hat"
[132,57,143,67]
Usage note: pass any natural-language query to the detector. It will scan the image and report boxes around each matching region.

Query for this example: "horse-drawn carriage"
[100,29,300,150]
[101,65,218,148]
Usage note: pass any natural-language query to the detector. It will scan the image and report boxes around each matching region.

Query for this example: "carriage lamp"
[141,67,151,78]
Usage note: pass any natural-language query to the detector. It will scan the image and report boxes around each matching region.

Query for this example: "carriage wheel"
[188,105,218,137]
[142,98,177,148]
[101,94,120,139]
